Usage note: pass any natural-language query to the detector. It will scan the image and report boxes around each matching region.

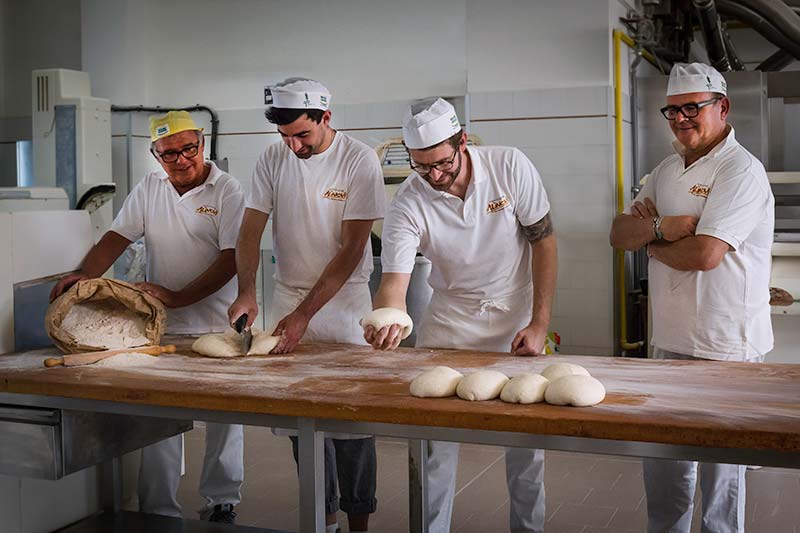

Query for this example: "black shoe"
[207,504,236,524]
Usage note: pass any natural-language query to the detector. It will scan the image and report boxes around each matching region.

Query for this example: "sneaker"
[207,504,236,524]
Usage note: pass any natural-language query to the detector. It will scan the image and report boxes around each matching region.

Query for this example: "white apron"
[267,280,372,439]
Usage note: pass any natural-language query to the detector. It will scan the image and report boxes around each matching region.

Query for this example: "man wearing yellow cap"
[611,63,774,533]
[51,110,246,523]
[229,78,384,533]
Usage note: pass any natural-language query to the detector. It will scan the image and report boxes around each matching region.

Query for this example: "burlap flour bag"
[46,279,166,354]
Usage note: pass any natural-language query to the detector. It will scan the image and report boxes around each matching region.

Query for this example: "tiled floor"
[171,424,800,532]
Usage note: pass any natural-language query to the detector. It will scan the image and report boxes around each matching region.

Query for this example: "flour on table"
[60,299,150,349]
[92,352,159,368]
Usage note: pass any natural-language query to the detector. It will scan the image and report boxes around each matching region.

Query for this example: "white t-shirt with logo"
[111,161,244,334]
[247,132,385,289]
[631,128,774,360]
[381,145,550,298]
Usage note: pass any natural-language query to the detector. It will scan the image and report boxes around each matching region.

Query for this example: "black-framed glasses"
[155,144,200,163]
[409,148,460,175]
[660,97,722,120]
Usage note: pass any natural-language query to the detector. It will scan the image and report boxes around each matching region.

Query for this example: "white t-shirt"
[631,128,774,360]
[381,145,550,298]
[111,161,244,334]
[247,132,385,289]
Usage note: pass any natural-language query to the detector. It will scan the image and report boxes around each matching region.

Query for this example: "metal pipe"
[110,105,220,161]
[613,29,646,353]
[757,49,795,71]
[717,0,800,61]
[693,0,741,71]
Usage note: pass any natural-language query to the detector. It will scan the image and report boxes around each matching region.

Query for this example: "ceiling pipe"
[757,49,795,71]
[717,0,800,61]
[693,0,742,71]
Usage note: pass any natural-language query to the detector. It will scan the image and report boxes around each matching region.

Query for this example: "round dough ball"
[360,308,413,340]
[500,373,550,404]
[410,366,464,398]
[456,370,510,401]
[544,375,606,407]
[541,362,590,382]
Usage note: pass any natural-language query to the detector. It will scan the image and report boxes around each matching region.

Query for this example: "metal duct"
[758,49,795,71]
[717,0,800,62]
[693,0,742,71]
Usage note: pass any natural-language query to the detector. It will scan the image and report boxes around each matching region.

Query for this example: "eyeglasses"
[155,144,200,163]
[409,148,460,175]
[660,97,722,120]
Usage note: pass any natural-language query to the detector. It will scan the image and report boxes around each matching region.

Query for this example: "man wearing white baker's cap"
[611,63,774,532]
[229,77,384,532]
[365,97,557,532]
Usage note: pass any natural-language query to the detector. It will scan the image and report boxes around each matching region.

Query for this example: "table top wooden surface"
[1,338,799,452]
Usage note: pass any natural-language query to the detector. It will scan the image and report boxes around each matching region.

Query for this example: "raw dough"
[544,375,606,407]
[410,366,464,398]
[192,329,281,358]
[540,362,590,382]
[360,308,413,340]
[60,299,150,349]
[456,370,510,401]
[92,352,159,368]
[500,373,550,404]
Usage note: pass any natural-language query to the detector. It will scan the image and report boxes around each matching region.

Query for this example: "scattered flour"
[92,352,159,368]
[61,299,150,349]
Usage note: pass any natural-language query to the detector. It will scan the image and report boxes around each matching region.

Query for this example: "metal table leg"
[98,457,123,513]
[408,439,428,533]
[298,417,325,533]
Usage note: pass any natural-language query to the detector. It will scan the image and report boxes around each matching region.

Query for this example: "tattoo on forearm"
[522,213,554,243]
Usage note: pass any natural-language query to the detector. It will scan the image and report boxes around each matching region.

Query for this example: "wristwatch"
[653,216,664,240]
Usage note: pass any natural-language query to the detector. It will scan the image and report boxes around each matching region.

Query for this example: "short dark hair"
[414,129,464,152]
[264,107,324,125]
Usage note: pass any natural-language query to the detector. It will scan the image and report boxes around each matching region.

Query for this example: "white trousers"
[643,349,760,533]
[138,422,244,518]
[417,286,546,533]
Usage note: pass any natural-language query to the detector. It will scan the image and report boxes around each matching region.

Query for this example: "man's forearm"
[649,235,726,272]
[610,214,656,251]
[531,234,557,328]
[176,249,237,306]
[235,209,269,296]
[80,231,131,277]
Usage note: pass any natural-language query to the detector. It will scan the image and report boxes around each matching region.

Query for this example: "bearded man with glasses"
[610,63,774,533]
[365,97,557,533]
[51,110,246,524]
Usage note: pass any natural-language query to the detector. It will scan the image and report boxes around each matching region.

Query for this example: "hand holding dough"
[456,370,509,401]
[541,362,590,382]
[360,308,413,340]
[410,366,464,398]
[500,373,550,404]
[544,374,606,407]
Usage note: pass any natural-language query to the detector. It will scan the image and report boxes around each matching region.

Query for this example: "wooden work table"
[1,337,799,455]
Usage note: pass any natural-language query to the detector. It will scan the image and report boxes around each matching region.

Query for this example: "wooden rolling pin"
[44,345,177,368]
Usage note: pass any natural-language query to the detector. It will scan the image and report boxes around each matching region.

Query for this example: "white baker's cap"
[667,62,727,96]
[265,77,331,110]
[402,97,461,149]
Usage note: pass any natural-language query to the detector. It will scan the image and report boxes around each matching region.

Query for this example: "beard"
[424,152,462,193]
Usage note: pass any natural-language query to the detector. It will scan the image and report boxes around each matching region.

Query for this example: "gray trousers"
[643,349,761,533]
[138,422,244,518]
[290,436,378,515]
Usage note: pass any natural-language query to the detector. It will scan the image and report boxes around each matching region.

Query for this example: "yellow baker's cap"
[149,110,203,142]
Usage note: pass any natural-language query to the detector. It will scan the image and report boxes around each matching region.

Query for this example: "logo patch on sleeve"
[322,188,347,201]
[486,196,511,214]
[688,184,711,198]
[195,205,219,216]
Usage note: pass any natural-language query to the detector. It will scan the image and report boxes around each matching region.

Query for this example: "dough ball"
[192,333,241,358]
[544,375,606,407]
[247,334,281,356]
[541,362,590,382]
[456,370,509,401]
[410,366,464,398]
[500,373,550,404]
[360,308,413,340]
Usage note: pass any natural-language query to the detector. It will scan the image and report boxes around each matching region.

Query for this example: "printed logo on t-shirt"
[486,196,511,214]
[195,205,219,216]
[322,188,348,201]
[688,184,711,198]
